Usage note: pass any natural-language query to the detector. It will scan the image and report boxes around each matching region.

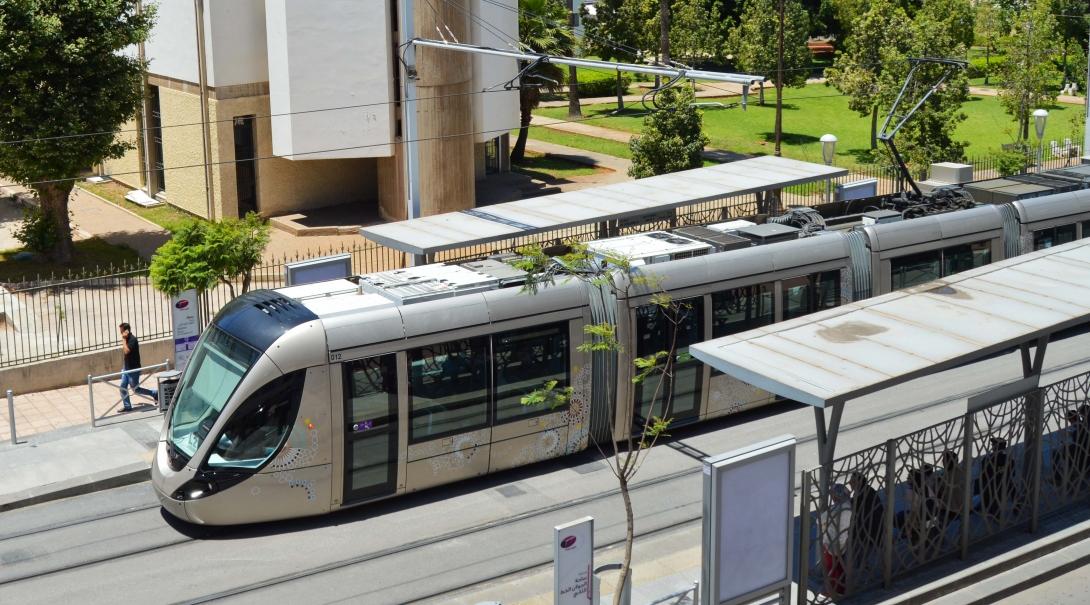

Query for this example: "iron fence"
[2,147,1085,370]
[0,243,405,369]
[798,369,1090,604]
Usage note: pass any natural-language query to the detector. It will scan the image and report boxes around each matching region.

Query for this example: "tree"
[150,213,271,299]
[628,86,709,178]
[890,2,971,178]
[825,0,914,150]
[1053,0,1090,85]
[975,0,1003,85]
[582,0,649,110]
[511,0,575,163]
[0,1,154,263]
[997,0,1060,141]
[730,0,811,106]
[511,241,689,605]
[669,0,730,66]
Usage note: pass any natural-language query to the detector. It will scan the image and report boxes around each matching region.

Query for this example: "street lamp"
[821,133,838,202]
[1033,108,1049,172]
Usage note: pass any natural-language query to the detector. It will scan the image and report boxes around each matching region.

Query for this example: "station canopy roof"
[360,156,847,256]
[691,239,1090,408]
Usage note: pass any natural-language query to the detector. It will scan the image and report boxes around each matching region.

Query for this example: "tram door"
[343,354,399,503]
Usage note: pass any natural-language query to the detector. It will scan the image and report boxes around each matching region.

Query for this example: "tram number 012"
[329,352,343,362]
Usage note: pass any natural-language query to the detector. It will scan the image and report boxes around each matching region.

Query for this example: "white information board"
[170,289,201,373]
[702,435,796,605]
[554,516,594,605]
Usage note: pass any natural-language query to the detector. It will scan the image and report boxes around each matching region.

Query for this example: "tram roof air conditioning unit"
[706,219,757,235]
[671,226,752,252]
[584,231,713,266]
[357,260,526,305]
[733,223,801,245]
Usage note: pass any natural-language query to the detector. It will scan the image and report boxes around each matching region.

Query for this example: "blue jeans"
[120,369,157,410]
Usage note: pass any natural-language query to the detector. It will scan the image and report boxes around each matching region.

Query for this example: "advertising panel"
[702,435,796,605]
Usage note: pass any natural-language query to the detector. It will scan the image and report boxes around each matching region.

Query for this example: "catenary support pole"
[1084,30,1090,159]
[193,0,215,221]
[400,0,424,266]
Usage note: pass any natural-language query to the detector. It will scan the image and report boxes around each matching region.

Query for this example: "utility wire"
[0,108,657,191]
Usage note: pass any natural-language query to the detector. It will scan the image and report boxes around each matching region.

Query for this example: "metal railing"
[87,359,171,427]
[797,369,1090,604]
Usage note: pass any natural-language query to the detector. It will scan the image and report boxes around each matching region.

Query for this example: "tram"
[152,188,1090,524]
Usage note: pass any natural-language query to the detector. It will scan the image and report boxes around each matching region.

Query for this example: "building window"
[493,322,570,423]
[409,337,489,443]
[148,86,166,194]
[233,115,258,216]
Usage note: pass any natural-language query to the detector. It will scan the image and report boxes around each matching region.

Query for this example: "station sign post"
[701,435,796,605]
[170,289,201,374]
[554,516,594,604]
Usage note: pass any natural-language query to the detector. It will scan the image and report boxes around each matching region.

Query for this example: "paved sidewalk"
[70,185,170,259]
[537,81,746,109]
[1,377,160,440]
[0,414,162,512]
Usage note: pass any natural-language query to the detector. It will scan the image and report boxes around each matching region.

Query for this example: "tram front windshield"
[169,326,260,460]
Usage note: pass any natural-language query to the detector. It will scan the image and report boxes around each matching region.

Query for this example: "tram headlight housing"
[170,469,250,501]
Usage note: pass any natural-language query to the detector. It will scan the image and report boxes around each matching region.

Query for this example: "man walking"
[119,322,157,412]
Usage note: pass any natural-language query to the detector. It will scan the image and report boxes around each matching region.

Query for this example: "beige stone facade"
[108,80,379,221]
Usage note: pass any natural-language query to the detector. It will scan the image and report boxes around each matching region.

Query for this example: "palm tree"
[510,0,576,163]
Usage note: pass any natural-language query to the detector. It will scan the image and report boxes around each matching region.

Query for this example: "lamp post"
[821,134,838,203]
[1033,108,1049,173]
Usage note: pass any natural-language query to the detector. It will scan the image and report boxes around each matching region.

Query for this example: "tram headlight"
[170,470,250,501]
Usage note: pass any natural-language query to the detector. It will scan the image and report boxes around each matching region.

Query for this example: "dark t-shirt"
[124,333,142,369]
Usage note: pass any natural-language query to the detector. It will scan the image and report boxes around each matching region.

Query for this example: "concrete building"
[105,0,519,222]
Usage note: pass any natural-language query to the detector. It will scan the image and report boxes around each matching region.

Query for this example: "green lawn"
[516,127,635,159]
[535,83,1085,168]
[79,180,200,230]
[513,151,602,181]
[0,237,141,284]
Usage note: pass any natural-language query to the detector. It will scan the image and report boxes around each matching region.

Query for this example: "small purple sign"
[352,420,374,432]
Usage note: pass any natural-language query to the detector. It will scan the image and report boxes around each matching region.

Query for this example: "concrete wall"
[265,0,395,159]
[145,0,267,87]
[0,338,174,395]
[471,0,519,144]
[205,0,268,86]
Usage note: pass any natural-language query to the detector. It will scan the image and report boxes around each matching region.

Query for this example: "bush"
[967,55,1006,79]
[994,147,1029,177]
[573,69,631,98]
[14,207,59,254]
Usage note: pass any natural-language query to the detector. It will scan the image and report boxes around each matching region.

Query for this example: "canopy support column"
[814,401,845,501]
[1021,335,1049,532]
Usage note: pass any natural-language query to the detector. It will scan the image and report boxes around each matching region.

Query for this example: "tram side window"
[891,249,942,290]
[782,271,841,321]
[711,283,774,338]
[942,240,991,277]
[206,370,306,469]
[409,337,489,443]
[1083,221,1090,239]
[493,322,570,423]
[346,355,397,426]
[1033,224,1078,250]
[634,297,704,423]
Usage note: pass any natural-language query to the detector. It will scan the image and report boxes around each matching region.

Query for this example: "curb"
[0,463,150,513]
